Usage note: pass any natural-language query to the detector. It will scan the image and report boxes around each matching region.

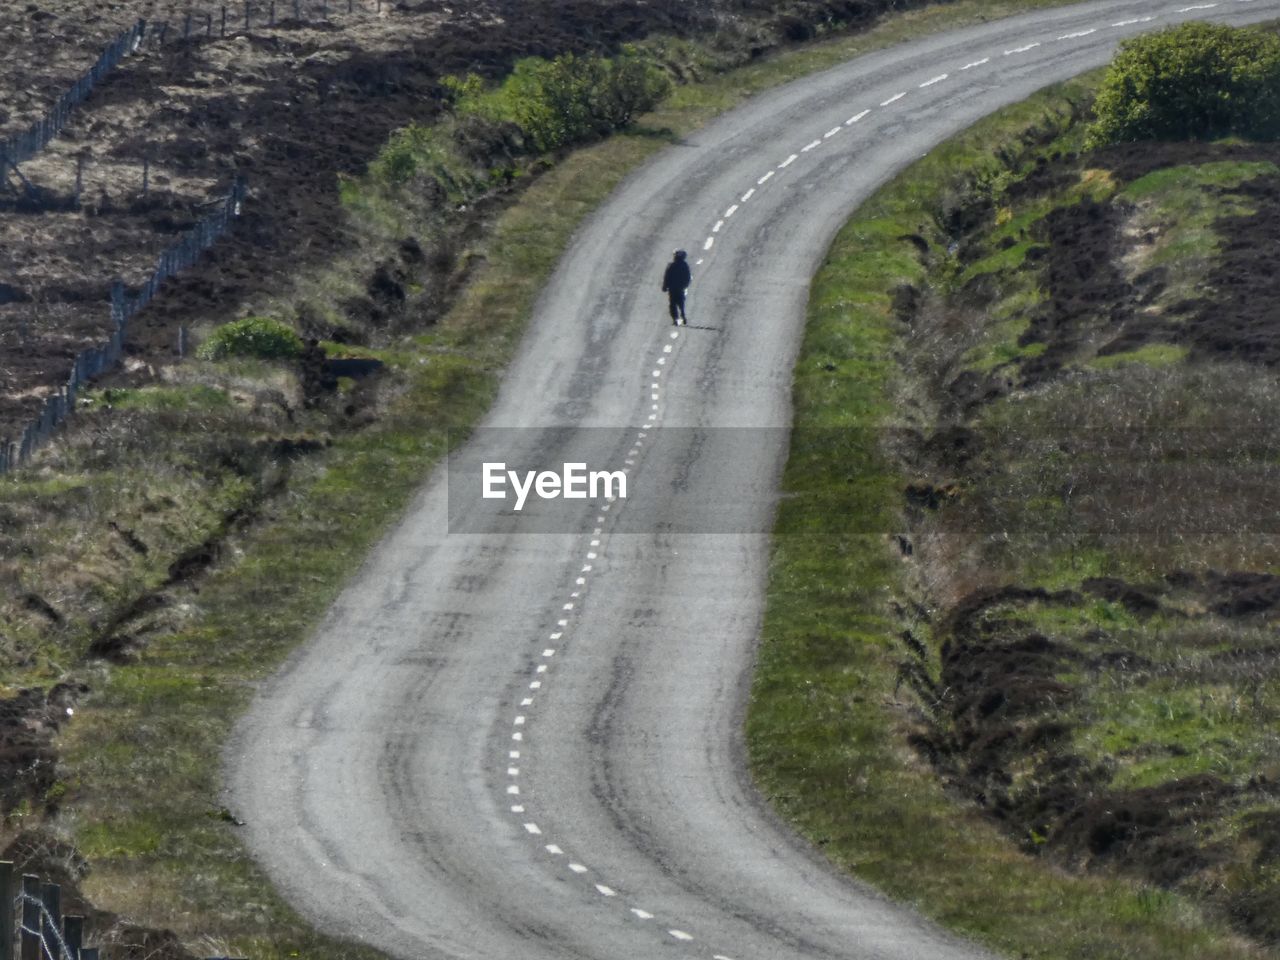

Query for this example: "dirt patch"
[0,683,86,818]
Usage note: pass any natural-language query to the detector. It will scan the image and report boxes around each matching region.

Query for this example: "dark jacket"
[662,258,691,293]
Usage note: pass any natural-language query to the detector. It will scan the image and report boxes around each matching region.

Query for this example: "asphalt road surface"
[227,2,1280,957]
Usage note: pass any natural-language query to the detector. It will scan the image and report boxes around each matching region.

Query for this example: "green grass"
[1087,343,1190,369]
[748,79,1273,960]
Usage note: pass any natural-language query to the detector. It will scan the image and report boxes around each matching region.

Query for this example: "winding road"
[226,2,1280,957]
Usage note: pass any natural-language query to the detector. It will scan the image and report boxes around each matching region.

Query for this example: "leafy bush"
[445,46,670,153]
[1087,23,1280,146]
[197,316,303,361]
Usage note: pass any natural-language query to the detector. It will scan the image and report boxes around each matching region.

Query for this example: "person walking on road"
[662,249,691,326]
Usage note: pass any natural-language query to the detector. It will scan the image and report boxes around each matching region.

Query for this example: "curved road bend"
[228,2,1280,958]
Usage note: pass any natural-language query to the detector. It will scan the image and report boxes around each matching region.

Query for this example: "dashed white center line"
[741,187,755,201]
[507,785,520,795]
[1113,15,1154,24]
[846,108,870,124]
[511,731,523,741]
[1057,28,1096,39]
[514,716,526,726]
[723,204,738,218]
[523,823,541,835]
[545,844,563,855]
[1004,41,1040,54]
[595,884,616,897]
[508,766,520,775]
[712,219,724,232]
[919,73,947,87]
[542,648,556,657]
[778,154,798,168]
[1178,2,1216,8]
[511,804,524,812]
[669,930,694,942]
[569,862,588,874]
[880,91,905,106]
[801,138,822,152]
[960,56,990,69]
[824,125,842,138]
[757,171,774,184]
[630,908,654,920]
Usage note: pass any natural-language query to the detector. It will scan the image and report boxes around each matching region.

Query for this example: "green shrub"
[1087,23,1280,146]
[197,316,303,361]
[445,46,670,153]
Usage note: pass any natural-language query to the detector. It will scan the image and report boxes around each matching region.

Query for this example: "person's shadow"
[677,323,720,331]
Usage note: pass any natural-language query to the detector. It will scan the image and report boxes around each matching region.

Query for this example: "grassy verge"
[747,77,1274,960]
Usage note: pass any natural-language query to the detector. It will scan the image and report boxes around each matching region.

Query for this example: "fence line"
[144,0,389,45]
[1,861,245,960]
[0,21,145,170]
[0,179,246,478]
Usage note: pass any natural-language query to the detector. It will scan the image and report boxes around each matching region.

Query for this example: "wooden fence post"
[39,884,59,960]
[0,862,14,960]
[18,877,38,960]
[63,915,83,960]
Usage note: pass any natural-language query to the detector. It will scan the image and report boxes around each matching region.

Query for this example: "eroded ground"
[894,136,1280,945]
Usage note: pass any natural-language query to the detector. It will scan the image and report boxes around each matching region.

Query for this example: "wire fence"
[1,861,246,960]
[0,178,246,478]
[144,0,393,46]
[0,21,145,169]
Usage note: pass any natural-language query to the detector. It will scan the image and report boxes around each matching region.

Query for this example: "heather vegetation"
[754,23,1280,959]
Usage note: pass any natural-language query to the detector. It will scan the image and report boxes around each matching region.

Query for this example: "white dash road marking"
[778,154,798,168]
[595,885,616,897]
[529,681,541,689]
[723,204,739,218]
[511,804,524,812]
[1178,3,1216,9]
[801,139,822,152]
[741,188,755,201]
[569,863,589,874]
[757,171,774,185]
[1113,15,1154,24]
[960,56,990,69]
[545,844,563,855]
[919,73,947,87]
[824,125,842,138]
[562,602,574,611]
[576,576,587,585]
[524,823,541,835]
[630,908,654,920]
[880,91,905,106]
[846,109,870,124]
[543,649,556,657]
[536,664,548,673]
[508,766,520,776]
[512,731,523,741]
[521,697,533,705]
[507,785,520,795]
[712,219,724,232]
[1057,28,1096,39]
[557,618,568,627]
[669,930,694,942]
[1004,42,1040,54]
[703,237,714,250]
[510,749,520,757]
